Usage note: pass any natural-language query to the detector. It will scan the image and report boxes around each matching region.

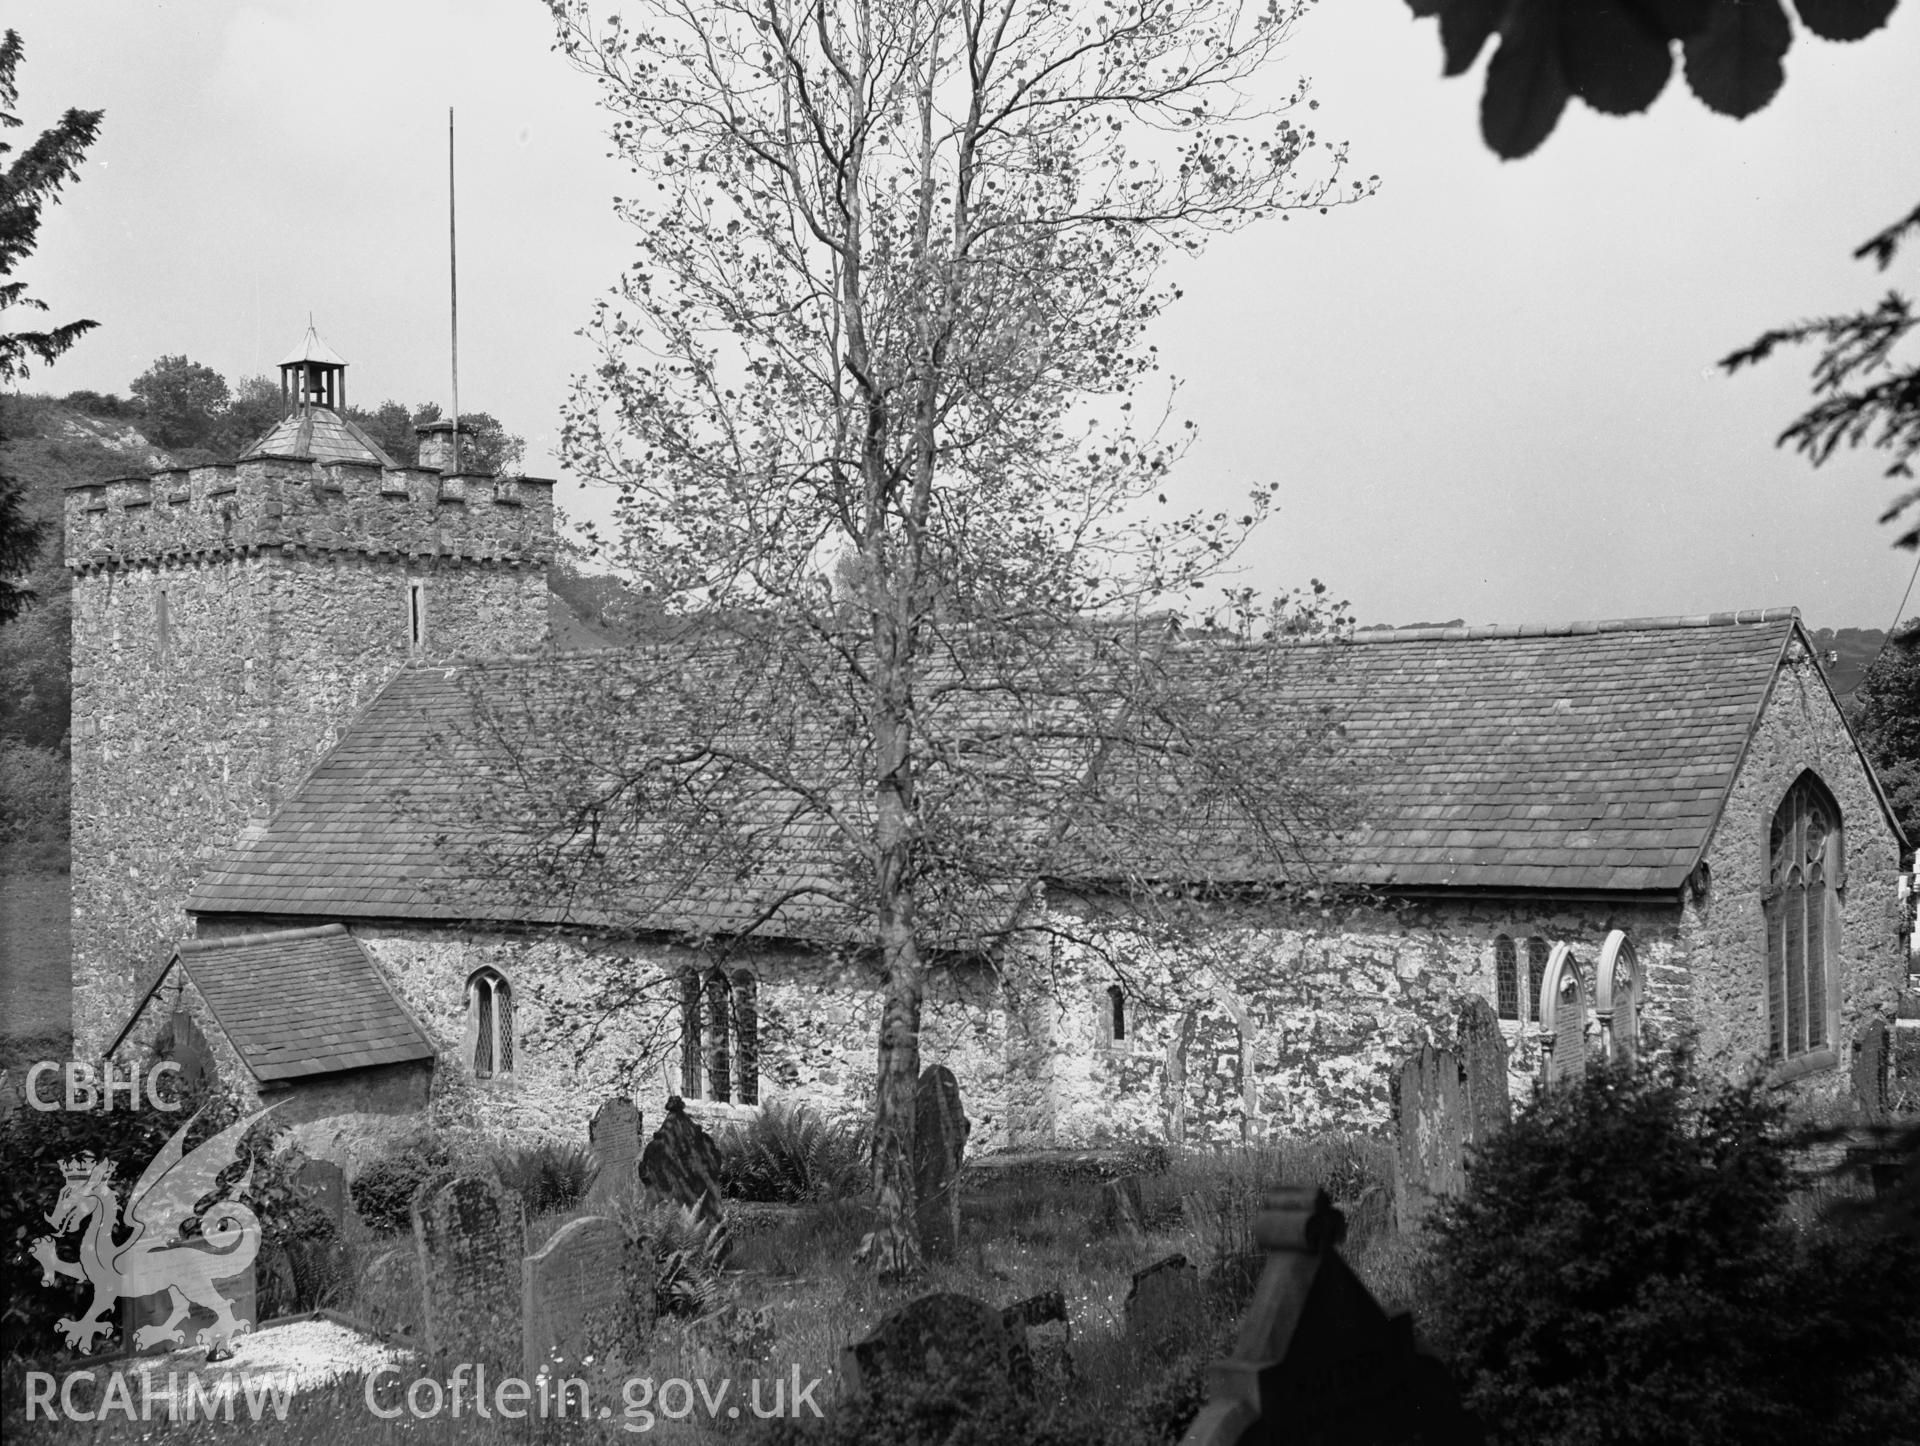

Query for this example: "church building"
[72,337,1911,1166]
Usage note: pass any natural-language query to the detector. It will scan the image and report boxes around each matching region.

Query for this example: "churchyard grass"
[1,1138,1407,1444]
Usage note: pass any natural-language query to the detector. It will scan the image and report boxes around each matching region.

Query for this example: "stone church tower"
[64,329,554,1053]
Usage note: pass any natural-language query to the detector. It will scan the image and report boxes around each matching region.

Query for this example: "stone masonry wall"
[66,457,553,1054]
[314,894,1692,1157]
[333,924,1017,1152]
[1685,641,1907,1099]
[1041,895,1684,1146]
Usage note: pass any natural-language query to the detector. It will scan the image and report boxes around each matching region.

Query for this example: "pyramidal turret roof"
[239,410,398,467]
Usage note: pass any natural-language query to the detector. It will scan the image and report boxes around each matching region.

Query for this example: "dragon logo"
[30,1106,273,1355]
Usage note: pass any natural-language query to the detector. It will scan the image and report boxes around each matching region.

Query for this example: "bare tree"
[523,0,1373,1275]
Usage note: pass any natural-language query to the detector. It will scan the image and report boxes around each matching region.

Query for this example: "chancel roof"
[187,609,1828,940]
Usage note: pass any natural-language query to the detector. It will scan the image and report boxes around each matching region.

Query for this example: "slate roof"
[169,924,433,1082]
[238,406,397,468]
[187,609,1819,938]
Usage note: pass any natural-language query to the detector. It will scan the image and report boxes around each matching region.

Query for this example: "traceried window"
[679,966,758,1104]
[467,967,513,1079]
[1765,773,1840,1066]
[1494,935,1520,1020]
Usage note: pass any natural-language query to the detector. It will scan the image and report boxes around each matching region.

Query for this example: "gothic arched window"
[1526,937,1551,1023]
[467,967,513,1080]
[1494,935,1520,1020]
[679,966,758,1104]
[1765,773,1841,1065]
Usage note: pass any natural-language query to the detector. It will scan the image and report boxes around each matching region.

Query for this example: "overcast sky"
[11,0,1920,631]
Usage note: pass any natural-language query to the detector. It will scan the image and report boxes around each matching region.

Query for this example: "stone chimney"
[414,418,473,474]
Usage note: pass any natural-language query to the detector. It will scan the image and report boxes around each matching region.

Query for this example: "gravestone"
[523,1214,655,1381]
[1126,1253,1204,1349]
[257,1241,299,1320]
[639,1096,726,1231]
[844,1292,1025,1402]
[1182,1188,1225,1244]
[1092,1174,1148,1240]
[1180,1187,1475,1446]
[1393,1044,1467,1234]
[1455,997,1511,1144]
[587,1097,644,1207]
[912,1065,970,1262]
[1003,1290,1073,1390]
[413,1174,525,1362]
[1853,1021,1890,1123]
[360,1246,421,1338]
[296,1159,348,1230]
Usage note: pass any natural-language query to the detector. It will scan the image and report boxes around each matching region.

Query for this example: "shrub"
[492,1140,599,1217]
[348,1137,454,1235]
[1420,1051,1920,1446]
[717,1098,867,1203]
[618,1197,733,1319]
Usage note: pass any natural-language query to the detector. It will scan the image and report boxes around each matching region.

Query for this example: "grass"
[0,1139,1408,1444]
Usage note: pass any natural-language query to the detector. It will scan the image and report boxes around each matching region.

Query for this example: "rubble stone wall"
[65,454,552,1055]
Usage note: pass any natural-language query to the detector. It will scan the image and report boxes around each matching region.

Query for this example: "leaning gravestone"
[639,1095,727,1231]
[845,1292,1027,1403]
[413,1175,525,1363]
[912,1065,970,1262]
[1126,1253,1205,1349]
[1393,1044,1467,1234]
[1180,1187,1475,1446]
[587,1097,644,1208]
[523,1215,655,1381]
[1003,1289,1073,1390]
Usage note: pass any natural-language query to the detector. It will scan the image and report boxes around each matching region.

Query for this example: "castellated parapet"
[63,459,556,570]
[65,455,556,1056]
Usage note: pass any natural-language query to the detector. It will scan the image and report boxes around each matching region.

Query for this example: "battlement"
[63,458,557,572]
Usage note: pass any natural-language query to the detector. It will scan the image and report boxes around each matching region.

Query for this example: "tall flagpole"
[449,107,461,475]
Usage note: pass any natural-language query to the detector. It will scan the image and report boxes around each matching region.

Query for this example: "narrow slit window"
[1527,938,1550,1023]
[1108,984,1127,1042]
[732,970,759,1105]
[408,581,426,654]
[1494,935,1519,1020]
[679,970,703,1097]
[156,588,170,659]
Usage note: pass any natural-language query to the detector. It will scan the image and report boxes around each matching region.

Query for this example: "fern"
[716,1098,867,1203]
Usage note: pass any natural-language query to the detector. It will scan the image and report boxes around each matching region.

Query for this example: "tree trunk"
[862,917,926,1278]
